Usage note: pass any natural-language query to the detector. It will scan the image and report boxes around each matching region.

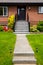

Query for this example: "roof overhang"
[0,0,43,6]
[0,0,43,3]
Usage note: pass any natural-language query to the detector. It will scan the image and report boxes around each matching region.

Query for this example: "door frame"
[17,6,26,20]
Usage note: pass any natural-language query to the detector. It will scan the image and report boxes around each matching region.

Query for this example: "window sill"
[0,15,8,17]
[38,13,43,14]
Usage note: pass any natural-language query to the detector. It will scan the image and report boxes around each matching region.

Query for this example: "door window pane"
[21,8,25,10]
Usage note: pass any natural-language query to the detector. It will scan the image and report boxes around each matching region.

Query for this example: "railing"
[13,14,18,32]
[27,14,30,32]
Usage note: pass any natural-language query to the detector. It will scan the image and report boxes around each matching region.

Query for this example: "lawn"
[0,32,16,65]
[26,34,43,65]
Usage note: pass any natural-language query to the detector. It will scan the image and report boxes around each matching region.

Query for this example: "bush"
[38,21,43,26]
[8,15,15,29]
[7,28,13,32]
[37,21,43,32]
[37,26,43,32]
[30,25,39,32]
[0,26,3,31]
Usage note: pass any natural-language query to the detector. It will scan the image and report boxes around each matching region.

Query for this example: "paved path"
[14,34,34,53]
[13,34,36,65]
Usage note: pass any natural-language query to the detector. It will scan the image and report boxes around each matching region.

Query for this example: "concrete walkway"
[13,34,36,65]
[14,34,34,53]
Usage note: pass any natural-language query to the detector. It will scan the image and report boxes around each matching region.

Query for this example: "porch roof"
[0,0,43,3]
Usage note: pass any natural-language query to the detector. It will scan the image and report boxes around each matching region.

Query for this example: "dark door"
[18,7,26,20]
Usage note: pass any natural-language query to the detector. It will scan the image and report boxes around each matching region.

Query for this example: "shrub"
[8,15,15,29]
[30,25,39,32]
[7,28,13,32]
[37,21,43,32]
[37,26,43,32]
[0,26,3,31]
[38,21,43,26]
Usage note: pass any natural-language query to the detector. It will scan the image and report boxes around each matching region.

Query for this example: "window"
[0,6,8,16]
[38,6,43,13]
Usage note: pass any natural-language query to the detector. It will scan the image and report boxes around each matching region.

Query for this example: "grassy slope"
[0,32,16,65]
[26,34,43,65]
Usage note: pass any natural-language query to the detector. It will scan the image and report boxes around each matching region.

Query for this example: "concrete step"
[14,52,34,56]
[16,21,28,25]
[15,24,28,28]
[14,64,36,65]
[15,30,29,32]
[15,24,28,26]
[15,25,28,27]
[15,28,28,30]
[15,25,28,28]
[15,26,28,29]
[12,56,36,64]
[13,56,36,60]
[14,32,30,34]
[16,23,28,24]
[16,24,28,26]
[16,23,28,25]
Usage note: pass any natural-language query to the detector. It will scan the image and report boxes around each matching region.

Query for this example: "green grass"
[0,32,16,65]
[26,34,43,65]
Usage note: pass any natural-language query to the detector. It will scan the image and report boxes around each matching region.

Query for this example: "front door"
[17,7,26,20]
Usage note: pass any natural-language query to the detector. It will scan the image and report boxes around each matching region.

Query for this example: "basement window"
[38,6,43,13]
[0,6,8,16]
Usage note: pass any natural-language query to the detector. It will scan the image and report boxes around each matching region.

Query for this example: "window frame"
[0,6,8,16]
[38,6,43,14]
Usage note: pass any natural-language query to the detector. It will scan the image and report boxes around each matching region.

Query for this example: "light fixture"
[29,7,31,10]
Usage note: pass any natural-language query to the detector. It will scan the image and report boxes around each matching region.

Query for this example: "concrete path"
[14,34,34,53]
[13,34,36,65]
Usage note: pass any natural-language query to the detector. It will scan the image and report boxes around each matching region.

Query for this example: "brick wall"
[0,6,17,25]
[26,6,43,26]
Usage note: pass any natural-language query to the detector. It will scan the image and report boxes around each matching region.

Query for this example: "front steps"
[14,21,29,33]
[13,52,36,64]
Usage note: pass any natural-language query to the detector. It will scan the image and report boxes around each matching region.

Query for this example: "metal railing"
[13,14,17,32]
[27,14,30,32]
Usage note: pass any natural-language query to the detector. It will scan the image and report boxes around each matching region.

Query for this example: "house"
[0,0,43,27]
